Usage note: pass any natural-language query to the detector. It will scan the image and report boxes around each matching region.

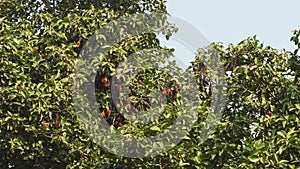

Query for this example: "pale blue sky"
[166,0,300,51]
[160,0,300,67]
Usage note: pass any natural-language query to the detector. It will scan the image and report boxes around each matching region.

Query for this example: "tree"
[0,0,171,168]
[1,0,300,168]
[188,37,300,168]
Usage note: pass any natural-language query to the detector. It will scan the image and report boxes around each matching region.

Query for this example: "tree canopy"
[0,0,299,168]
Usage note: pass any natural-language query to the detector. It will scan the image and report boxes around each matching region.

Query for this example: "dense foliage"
[0,0,299,168]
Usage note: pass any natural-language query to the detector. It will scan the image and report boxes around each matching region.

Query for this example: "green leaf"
[150,126,160,131]
[277,131,286,138]
[295,103,300,110]
[248,155,260,163]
